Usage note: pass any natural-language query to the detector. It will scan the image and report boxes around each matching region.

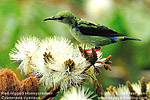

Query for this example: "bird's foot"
[85,48,101,55]
[78,46,112,75]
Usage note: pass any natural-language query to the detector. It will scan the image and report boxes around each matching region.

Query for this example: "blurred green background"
[0,0,150,90]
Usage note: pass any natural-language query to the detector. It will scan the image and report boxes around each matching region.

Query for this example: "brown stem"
[87,73,104,97]
[40,85,60,100]
[81,64,92,74]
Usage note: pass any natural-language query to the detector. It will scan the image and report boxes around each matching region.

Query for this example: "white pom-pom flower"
[32,37,90,90]
[60,87,95,100]
[9,36,40,74]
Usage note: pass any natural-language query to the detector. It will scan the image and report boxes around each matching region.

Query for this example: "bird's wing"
[75,22,126,37]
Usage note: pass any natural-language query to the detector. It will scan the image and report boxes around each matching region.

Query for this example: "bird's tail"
[122,36,141,41]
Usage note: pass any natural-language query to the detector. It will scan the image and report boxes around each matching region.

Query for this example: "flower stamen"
[43,52,54,64]
[64,59,75,72]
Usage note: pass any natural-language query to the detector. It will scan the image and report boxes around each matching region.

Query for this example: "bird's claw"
[85,48,101,55]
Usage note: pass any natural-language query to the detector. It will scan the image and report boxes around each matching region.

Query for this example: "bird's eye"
[58,16,65,20]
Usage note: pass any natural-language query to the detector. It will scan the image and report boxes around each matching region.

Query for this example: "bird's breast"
[68,27,84,42]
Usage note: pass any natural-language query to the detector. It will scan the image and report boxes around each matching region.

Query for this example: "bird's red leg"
[95,48,101,52]
[85,48,101,55]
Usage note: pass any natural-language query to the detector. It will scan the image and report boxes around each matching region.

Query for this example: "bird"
[43,11,141,52]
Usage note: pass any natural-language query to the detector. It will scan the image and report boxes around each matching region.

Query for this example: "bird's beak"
[43,16,58,21]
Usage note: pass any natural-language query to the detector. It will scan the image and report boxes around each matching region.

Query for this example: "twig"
[88,73,104,97]
[81,64,92,74]
[96,55,112,71]
[40,85,60,100]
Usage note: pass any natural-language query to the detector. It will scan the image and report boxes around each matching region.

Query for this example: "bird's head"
[43,11,76,24]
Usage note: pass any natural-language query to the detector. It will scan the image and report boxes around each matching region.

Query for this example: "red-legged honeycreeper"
[43,11,141,50]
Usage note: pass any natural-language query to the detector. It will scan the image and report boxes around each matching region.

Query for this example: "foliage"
[0,0,150,99]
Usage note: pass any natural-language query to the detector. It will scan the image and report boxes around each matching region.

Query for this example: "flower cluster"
[101,77,150,100]
[10,36,110,91]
